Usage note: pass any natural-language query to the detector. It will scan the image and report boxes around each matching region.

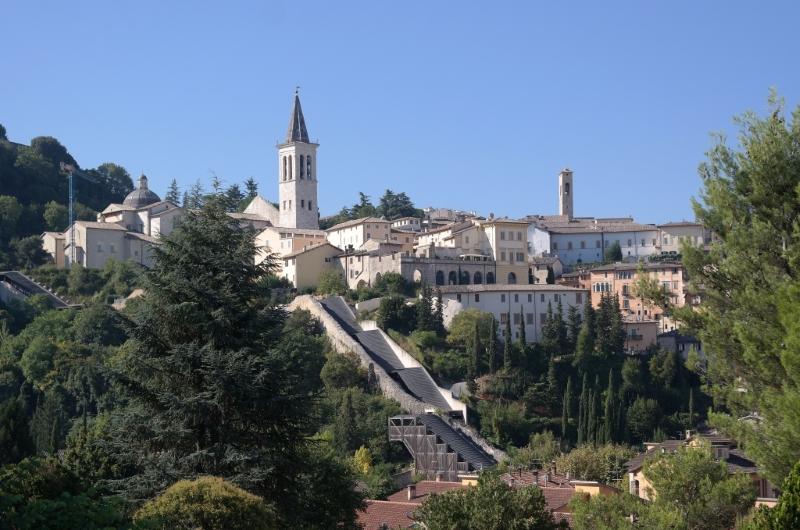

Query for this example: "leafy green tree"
[105,200,361,527]
[626,396,660,442]
[93,162,134,204]
[42,201,68,231]
[72,303,127,347]
[0,195,23,235]
[0,397,34,465]
[13,235,49,268]
[377,295,415,334]
[739,460,800,530]
[316,269,347,295]
[678,96,800,483]
[642,442,756,530]
[448,308,494,350]
[134,476,277,530]
[571,490,686,530]
[510,430,561,470]
[414,470,567,530]
[321,351,367,390]
[604,241,622,262]
[164,178,180,204]
[555,443,633,483]
[0,457,127,530]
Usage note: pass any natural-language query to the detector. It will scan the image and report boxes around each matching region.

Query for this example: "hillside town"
[2,3,800,529]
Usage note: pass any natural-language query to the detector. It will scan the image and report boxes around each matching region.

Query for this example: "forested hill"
[0,123,133,268]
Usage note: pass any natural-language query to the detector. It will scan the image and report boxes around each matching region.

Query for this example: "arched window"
[448,271,458,285]
[307,156,312,180]
[288,155,293,180]
[299,155,305,178]
[473,271,483,285]
[435,270,445,286]
[486,272,495,284]
[282,156,287,181]
[564,182,570,195]
[459,271,470,285]
[508,272,517,284]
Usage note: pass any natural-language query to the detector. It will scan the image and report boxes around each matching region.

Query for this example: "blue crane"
[59,162,99,268]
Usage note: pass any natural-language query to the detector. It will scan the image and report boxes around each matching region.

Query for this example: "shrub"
[134,476,277,530]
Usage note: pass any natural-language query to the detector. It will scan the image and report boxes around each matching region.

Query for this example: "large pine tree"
[108,199,361,526]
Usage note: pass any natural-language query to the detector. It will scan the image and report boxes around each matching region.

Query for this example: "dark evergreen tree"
[244,177,258,199]
[416,284,435,332]
[566,304,581,355]
[587,388,597,446]
[469,320,481,379]
[603,368,617,443]
[517,306,528,344]
[546,266,555,284]
[577,374,589,445]
[503,315,513,370]
[0,397,34,465]
[433,288,445,335]
[561,376,573,445]
[333,388,358,454]
[555,300,568,355]
[487,317,498,373]
[165,178,180,204]
[106,199,361,527]
[574,303,596,374]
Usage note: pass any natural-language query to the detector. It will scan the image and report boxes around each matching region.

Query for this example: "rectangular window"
[517,232,522,241]
[513,312,521,325]
[580,241,586,249]
[576,293,583,304]
[283,201,286,210]
[567,241,573,250]
[540,313,547,324]
[627,239,632,247]
[514,294,519,303]
[526,313,534,324]
[501,294,506,302]
[517,252,524,261]
[552,242,558,251]
[555,293,560,302]
[500,313,509,324]
[301,199,305,208]
[623,299,629,309]
[97,243,102,252]
[652,238,657,246]
[641,239,646,247]
[596,240,601,248]
[541,294,545,302]
[457,294,462,302]
[501,251,506,261]
[475,294,480,302]
[527,294,532,302]
[309,201,313,210]
[465,236,470,244]
[109,244,116,253]
[289,200,292,209]
[500,231,506,240]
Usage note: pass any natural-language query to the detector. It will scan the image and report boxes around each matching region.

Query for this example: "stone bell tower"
[278,90,319,229]
[558,168,574,219]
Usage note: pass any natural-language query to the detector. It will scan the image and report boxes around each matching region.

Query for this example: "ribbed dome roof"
[123,174,160,208]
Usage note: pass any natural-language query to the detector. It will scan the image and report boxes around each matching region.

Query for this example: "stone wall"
[288,295,431,415]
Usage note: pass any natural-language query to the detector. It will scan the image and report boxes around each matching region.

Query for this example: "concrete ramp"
[0,271,73,309]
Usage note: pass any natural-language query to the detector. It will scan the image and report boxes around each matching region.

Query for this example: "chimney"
[407,484,416,501]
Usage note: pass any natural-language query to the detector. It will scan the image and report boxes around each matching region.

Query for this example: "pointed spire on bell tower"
[286,87,310,143]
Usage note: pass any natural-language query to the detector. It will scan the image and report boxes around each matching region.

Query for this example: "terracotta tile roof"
[74,221,127,230]
[326,216,389,231]
[357,500,418,529]
[438,284,586,294]
[385,481,466,504]
[500,470,573,489]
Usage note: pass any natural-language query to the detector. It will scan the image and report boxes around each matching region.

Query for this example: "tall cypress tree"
[561,376,573,446]
[487,317,498,373]
[688,388,695,429]
[517,306,526,346]
[503,314,513,370]
[416,284,434,331]
[574,303,596,374]
[603,368,616,443]
[433,288,445,335]
[555,300,568,356]
[587,388,596,446]
[566,304,581,355]
[470,320,481,378]
[577,373,588,445]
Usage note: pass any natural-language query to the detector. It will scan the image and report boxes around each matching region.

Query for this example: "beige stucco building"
[326,217,392,251]
[43,174,182,269]
[589,261,687,333]
[281,243,342,291]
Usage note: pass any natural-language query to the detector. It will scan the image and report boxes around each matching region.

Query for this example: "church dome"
[123,174,161,208]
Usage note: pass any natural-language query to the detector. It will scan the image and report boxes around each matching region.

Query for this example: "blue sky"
[2,1,798,223]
